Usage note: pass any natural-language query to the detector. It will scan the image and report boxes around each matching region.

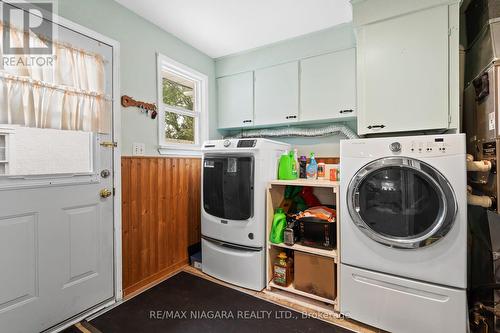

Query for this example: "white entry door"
[0,4,117,332]
[0,128,115,333]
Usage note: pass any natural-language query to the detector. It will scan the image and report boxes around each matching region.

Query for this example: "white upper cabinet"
[300,48,356,122]
[217,71,254,129]
[254,62,299,126]
[354,1,459,135]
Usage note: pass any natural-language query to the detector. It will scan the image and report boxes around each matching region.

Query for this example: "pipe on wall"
[229,123,359,140]
[467,160,492,172]
[467,192,494,208]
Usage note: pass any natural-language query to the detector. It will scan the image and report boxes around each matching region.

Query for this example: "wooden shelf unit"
[269,179,340,188]
[265,180,340,312]
[269,242,337,260]
[268,281,337,305]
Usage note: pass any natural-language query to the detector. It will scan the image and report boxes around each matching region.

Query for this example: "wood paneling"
[121,156,201,296]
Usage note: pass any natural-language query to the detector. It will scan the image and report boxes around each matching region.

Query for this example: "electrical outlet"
[132,143,145,156]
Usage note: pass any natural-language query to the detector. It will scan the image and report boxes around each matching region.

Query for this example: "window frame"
[157,53,208,156]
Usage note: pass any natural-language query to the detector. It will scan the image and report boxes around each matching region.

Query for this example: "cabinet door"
[300,49,356,122]
[357,5,449,135]
[217,72,254,129]
[255,62,299,126]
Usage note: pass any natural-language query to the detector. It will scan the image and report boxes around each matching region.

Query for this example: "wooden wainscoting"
[121,156,201,296]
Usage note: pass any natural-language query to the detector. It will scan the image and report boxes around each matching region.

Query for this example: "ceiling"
[115,0,352,58]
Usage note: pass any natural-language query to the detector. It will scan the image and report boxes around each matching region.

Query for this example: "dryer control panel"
[341,134,466,158]
[389,136,462,157]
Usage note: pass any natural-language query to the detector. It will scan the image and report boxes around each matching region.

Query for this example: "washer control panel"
[202,139,261,150]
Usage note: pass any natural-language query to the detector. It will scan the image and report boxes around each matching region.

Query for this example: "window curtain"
[0,22,110,133]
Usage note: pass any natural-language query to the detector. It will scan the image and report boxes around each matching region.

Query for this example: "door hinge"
[100,141,118,148]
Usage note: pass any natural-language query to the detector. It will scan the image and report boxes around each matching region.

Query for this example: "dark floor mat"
[90,271,350,333]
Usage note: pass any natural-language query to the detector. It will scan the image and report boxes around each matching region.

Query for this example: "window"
[157,53,208,155]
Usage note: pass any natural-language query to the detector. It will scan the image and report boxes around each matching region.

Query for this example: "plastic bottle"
[306,152,318,179]
[269,208,287,244]
[273,252,293,287]
[299,156,307,179]
[317,162,326,179]
[289,151,298,179]
[278,151,293,180]
[293,149,300,176]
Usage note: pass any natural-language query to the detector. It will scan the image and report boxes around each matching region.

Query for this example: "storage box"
[294,252,335,300]
[190,251,202,271]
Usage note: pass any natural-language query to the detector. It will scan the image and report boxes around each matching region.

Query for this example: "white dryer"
[340,134,468,333]
[201,138,289,291]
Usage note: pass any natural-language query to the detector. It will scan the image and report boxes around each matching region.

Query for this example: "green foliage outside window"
[163,78,195,143]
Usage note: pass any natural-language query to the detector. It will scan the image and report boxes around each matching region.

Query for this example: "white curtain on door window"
[0,76,110,132]
[53,44,105,93]
[0,22,109,133]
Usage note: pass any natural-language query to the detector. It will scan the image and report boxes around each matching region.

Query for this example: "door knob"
[100,188,112,198]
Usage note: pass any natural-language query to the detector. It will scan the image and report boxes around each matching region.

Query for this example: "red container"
[330,168,339,181]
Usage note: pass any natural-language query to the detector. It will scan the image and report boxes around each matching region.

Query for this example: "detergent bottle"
[278,151,297,180]
[269,208,287,244]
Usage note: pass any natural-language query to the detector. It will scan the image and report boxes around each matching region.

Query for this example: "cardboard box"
[294,252,336,300]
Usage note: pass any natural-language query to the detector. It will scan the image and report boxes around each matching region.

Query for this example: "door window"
[357,166,441,238]
[348,157,457,248]
[203,155,254,220]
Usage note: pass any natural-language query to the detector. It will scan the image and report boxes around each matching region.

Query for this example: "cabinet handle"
[243,120,252,124]
[285,115,297,120]
[339,109,354,114]
[367,125,386,129]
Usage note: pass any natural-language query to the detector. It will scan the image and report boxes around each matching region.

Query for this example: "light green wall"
[58,0,220,156]
[215,23,355,77]
[216,23,357,157]
[57,1,355,157]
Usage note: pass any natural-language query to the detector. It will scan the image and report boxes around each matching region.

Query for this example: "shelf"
[268,281,336,305]
[270,179,339,188]
[269,242,337,260]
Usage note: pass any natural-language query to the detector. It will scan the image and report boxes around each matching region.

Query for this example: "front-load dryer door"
[347,157,457,249]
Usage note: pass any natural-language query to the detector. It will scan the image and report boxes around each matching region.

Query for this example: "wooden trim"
[121,156,201,159]
[308,157,340,164]
[123,260,188,297]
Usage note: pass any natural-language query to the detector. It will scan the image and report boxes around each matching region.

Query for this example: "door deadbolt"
[100,188,112,198]
[101,169,111,178]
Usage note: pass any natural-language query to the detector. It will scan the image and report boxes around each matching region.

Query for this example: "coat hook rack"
[121,95,158,119]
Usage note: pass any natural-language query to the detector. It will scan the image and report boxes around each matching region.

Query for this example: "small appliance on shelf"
[295,206,336,250]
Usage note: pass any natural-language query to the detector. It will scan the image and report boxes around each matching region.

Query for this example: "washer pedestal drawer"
[340,264,468,333]
[202,238,265,291]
